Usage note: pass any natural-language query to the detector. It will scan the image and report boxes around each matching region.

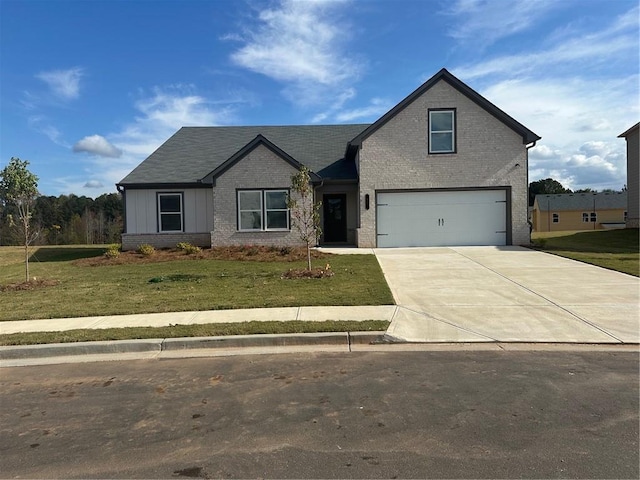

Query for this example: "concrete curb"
[0,331,387,360]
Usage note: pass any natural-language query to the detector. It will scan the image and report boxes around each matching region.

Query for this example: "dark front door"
[323,194,347,243]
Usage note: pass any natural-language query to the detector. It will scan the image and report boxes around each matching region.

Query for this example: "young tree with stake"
[287,166,322,271]
[0,158,40,282]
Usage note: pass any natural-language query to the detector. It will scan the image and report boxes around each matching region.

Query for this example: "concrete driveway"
[374,246,639,344]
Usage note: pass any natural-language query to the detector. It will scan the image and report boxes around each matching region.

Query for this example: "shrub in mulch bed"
[75,245,330,266]
[0,278,60,291]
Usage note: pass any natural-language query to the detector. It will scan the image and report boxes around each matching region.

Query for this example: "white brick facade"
[210,144,305,247]
[356,80,530,247]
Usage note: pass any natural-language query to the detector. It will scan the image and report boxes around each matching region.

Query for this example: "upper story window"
[158,193,183,232]
[429,109,456,154]
[238,189,289,232]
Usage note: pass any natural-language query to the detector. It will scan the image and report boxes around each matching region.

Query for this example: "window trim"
[157,192,184,233]
[237,189,290,232]
[428,108,457,154]
[237,190,263,231]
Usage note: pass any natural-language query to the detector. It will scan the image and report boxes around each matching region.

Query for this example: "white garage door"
[376,190,507,247]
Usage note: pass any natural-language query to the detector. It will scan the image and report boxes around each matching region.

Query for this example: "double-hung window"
[552,213,559,223]
[158,193,183,232]
[590,212,597,222]
[429,109,456,154]
[238,189,289,231]
[582,212,589,222]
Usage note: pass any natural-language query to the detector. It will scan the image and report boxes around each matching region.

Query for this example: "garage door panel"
[377,190,507,247]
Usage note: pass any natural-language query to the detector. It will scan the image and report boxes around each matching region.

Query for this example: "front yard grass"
[0,245,394,322]
[531,228,639,276]
[0,320,390,346]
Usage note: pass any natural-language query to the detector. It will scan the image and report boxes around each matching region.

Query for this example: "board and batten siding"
[121,188,213,250]
[356,79,530,247]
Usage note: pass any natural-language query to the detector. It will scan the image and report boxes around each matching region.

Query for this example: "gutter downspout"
[116,184,126,234]
[526,141,537,236]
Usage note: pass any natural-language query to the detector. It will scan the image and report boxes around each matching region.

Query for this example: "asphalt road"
[1,350,638,479]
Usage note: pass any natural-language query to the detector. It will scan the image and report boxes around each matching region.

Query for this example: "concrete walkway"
[0,306,395,335]
[0,246,638,345]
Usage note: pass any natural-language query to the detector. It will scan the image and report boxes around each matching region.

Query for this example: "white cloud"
[27,115,69,148]
[310,88,356,123]
[443,0,559,48]
[73,135,122,158]
[335,97,392,122]
[484,76,635,190]
[453,6,639,79]
[112,85,234,157]
[83,180,104,189]
[446,4,639,192]
[36,67,84,100]
[228,0,363,110]
[53,86,238,196]
[230,0,357,85]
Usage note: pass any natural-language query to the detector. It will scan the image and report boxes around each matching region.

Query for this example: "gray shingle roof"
[118,124,370,186]
[534,192,627,211]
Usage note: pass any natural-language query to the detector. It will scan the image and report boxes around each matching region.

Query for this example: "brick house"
[117,68,540,250]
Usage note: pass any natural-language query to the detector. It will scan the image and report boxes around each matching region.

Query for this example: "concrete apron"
[374,246,640,344]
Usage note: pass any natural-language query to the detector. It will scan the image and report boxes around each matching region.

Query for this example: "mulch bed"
[74,245,330,266]
[0,278,60,292]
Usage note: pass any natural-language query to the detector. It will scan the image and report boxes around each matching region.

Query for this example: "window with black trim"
[429,109,456,153]
[238,189,289,231]
[158,193,183,232]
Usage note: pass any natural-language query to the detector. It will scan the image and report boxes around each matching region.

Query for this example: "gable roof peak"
[349,67,540,147]
[200,132,321,185]
[618,122,639,138]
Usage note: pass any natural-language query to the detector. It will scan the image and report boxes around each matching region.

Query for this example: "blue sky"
[1,0,638,197]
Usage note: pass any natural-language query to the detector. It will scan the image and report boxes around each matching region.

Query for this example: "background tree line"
[0,192,123,246]
[528,178,627,206]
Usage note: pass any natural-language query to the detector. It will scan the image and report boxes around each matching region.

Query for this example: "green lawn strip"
[532,228,639,254]
[0,248,394,321]
[542,251,639,277]
[0,320,390,346]
[531,229,639,276]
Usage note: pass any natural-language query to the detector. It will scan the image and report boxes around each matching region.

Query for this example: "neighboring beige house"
[532,192,628,232]
[618,122,639,228]
[117,68,540,250]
